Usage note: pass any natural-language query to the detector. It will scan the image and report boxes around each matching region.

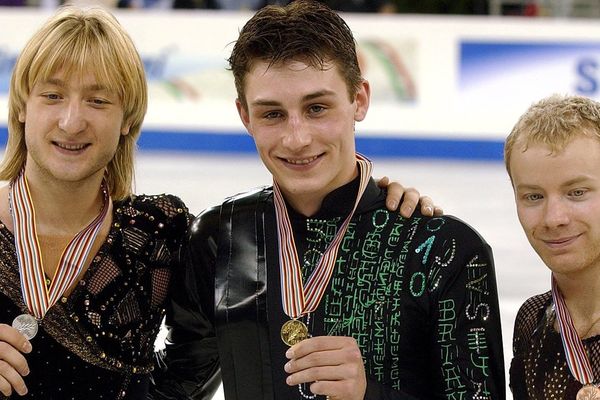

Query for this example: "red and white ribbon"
[274,154,373,319]
[552,276,595,385]
[9,170,109,319]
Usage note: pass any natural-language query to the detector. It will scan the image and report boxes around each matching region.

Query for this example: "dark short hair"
[228,0,363,109]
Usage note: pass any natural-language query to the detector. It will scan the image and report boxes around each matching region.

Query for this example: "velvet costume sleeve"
[365,216,505,399]
[149,207,221,400]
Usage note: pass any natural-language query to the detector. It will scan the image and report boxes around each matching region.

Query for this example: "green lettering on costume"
[409,272,426,297]
[372,209,389,228]
[426,217,445,232]
[447,391,467,400]
[316,203,414,392]
[415,235,435,264]
[441,344,453,366]
[470,353,490,377]
[443,366,466,391]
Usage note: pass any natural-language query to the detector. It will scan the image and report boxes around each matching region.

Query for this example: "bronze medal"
[12,314,38,340]
[281,319,308,346]
[577,385,600,400]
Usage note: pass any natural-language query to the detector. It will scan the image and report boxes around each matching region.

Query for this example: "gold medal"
[281,319,308,346]
[274,156,373,338]
[577,385,600,400]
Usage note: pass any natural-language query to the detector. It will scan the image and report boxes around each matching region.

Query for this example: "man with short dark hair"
[154,2,505,399]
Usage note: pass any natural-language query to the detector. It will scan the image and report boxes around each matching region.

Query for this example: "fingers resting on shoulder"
[376,176,444,217]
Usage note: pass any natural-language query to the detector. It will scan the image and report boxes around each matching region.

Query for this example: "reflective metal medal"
[281,319,308,346]
[577,385,600,400]
[12,314,38,340]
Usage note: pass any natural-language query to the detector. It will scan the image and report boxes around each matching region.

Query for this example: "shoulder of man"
[513,291,552,343]
[188,185,272,242]
[402,213,490,246]
[117,193,191,236]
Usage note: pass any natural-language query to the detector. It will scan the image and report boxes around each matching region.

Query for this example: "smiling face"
[510,135,600,278]
[237,59,370,216]
[20,69,129,187]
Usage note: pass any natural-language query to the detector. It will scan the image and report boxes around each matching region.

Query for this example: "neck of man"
[554,267,600,336]
[286,195,324,218]
[23,168,108,237]
[283,166,359,218]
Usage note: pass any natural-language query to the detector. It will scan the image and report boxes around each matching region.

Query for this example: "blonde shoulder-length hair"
[1,6,147,200]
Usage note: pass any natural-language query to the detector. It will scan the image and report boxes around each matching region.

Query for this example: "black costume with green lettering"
[152,177,505,400]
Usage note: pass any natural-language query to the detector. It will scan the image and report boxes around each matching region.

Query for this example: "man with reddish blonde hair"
[507,94,600,399]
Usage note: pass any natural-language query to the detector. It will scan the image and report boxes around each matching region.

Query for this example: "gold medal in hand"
[281,319,308,346]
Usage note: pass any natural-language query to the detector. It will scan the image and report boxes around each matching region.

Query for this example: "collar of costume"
[8,169,110,319]
[551,275,597,387]
[273,153,372,319]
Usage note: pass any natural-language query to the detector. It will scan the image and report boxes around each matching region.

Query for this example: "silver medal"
[12,314,38,340]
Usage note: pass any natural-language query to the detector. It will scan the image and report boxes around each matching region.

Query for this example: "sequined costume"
[510,291,600,399]
[153,177,506,399]
[0,194,191,400]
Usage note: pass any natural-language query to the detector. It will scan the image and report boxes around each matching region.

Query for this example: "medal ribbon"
[551,275,595,385]
[274,153,373,319]
[9,170,109,319]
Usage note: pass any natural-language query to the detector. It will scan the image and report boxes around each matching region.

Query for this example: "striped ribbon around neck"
[9,170,109,319]
[273,153,373,319]
[551,275,596,385]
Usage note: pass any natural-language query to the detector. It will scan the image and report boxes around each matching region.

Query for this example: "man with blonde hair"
[0,7,192,398]
[507,94,600,399]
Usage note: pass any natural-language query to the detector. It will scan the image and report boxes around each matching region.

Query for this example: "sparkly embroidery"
[110,291,141,326]
[88,256,122,295]
[511,292,600,398]
[121,205,140,218]
[150,239,171,264]
[0,194,191,399]
[122,226,149,254]
[295,205,500,398]
[87,311,101,327]
[150,268,171,307]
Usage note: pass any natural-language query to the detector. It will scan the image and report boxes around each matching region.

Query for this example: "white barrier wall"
[1,9,600,158]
